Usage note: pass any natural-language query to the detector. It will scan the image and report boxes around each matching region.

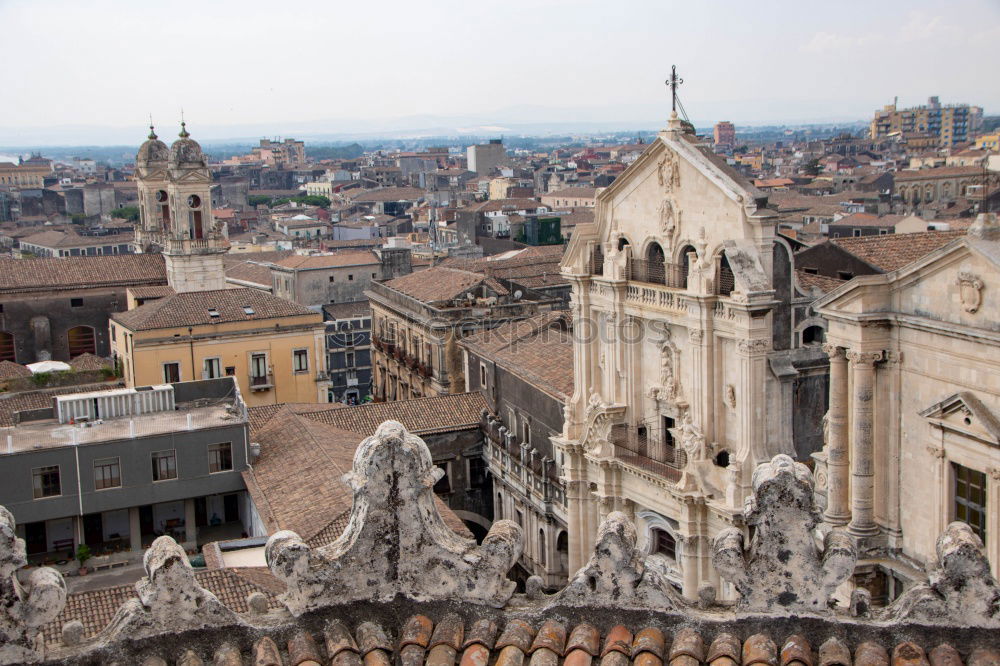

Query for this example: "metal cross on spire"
[665,65,683,113]
[665,65,690,123]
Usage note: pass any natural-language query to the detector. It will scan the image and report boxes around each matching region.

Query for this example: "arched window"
[0,331,15,362]
[652,528,676,560]
[677,244,696,289]
[717,253,735,296]
[67,325,96,358]
[641,242,666,285]
[155,189,170,227]
[617,236,630,251]
[538,529,546,567]
[802,325,825,346]
[556,531,569,573]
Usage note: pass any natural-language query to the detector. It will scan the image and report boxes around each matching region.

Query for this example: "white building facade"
[554,117,826,600]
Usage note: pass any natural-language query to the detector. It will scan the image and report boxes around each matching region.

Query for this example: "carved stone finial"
[884,522,1000,627]
[100,536,241,642]
[967,212,1000,241]
[712,454,856,613]
[551,512,684,609]
[0,505,66,664]
[266,420,522,614]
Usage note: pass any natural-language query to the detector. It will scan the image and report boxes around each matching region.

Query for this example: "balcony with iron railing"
[627,257,688,289]
[610,423,684,482]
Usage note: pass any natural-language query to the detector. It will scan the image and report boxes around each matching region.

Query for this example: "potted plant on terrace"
[75,544,92,576]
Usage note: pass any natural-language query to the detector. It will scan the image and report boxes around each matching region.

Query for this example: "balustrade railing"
[627,257,687,288]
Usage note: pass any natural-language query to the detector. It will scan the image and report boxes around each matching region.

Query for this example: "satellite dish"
[513,290,523,300]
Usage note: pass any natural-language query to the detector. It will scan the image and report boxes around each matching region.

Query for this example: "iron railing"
[610,423,685,482]
[627,258,687,288]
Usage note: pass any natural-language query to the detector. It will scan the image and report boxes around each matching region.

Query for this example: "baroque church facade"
[555,114,828,599]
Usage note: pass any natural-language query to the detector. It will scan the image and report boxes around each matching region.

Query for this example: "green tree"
[803,158,823,176]
[248,195,273,207]
[111,206,140,221]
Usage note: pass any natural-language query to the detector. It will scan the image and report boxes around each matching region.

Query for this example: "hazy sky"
[1,0,999,143]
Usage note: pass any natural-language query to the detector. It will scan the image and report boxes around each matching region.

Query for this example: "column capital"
[822,343,846,359]
[846,350,884,366]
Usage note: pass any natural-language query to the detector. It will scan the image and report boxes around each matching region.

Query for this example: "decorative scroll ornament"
[100,536,241,643]
[551,512,684,609]
[266,421,522,614]
[657,150,681,191]
[883,522,1000,627]
[713,454,856,613]
[0,507,66,664]
[956,271,984,314]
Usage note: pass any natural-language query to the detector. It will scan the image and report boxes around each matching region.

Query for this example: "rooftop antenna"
[665,65,689,123]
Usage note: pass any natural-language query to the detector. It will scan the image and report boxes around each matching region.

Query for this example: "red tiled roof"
[0,254,166,294]
[382,267,497,303]
[112,288,318,331]
[832,230,963,272]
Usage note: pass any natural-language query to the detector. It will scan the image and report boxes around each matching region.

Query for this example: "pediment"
[176,170,211,183]
[920,392,1000,446]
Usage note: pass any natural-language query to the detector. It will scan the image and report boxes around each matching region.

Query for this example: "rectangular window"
[152,450,177,482]
[480,363,486,387]
[250,353,268,386]
[225,366,236,376]
[954,463,987,542]
[293,349,308,372]
[346,351,355,366]
[208,442,233,473]
[32,465,61,499]
[469,456,488,489]
[163,362,180,383]
[203,357,221,379]
[348,274,354,281]
[70,297,83,308]
[94,457,121,490]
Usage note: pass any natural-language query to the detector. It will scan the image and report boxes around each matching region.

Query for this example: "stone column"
[129,506,142,552]
[823,344,850,526]
[847,351,882,538]
[184,498,198,545]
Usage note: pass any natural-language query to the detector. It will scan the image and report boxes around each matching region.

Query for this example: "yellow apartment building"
[110,287,330,407]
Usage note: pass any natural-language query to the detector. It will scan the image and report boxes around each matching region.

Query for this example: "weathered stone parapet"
[98,535,242,643]
[713,454,856,614]
[882,522,1000,627]
[549,511,685,609]
[0,506,66,665]
[266,420,522,614]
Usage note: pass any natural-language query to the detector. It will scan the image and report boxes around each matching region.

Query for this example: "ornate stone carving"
[822,343,844,359]
[551,511,684,609]
[582,392,625,455]
[657,150,680,190]
[688,329,704,343]
[101,535,240,642]
[883,522,1000,627]
[956,271,984,313]
[266,421,522,614]
[926,445,946,459]
[713,454,856,613]
[0,506,66,663]
[658,198,679,243]
[725,384,736,409]
[678,412,709,462]
[737,339,771,354]
[846,350,883,366]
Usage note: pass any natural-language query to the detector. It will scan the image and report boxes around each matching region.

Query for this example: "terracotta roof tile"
[0,360,31,379]
[796,270,846,294]
[273,250,379,269]
[243,406,472,542]
[0,254,166,294]
[112,287,318,330]
[460,312,573,400]
[382,267,492,303]
[832,230,963,272]
[40,568,281,648]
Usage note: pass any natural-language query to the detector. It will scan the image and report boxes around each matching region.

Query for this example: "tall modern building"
[870,96,983,146]
[466,140,506,176]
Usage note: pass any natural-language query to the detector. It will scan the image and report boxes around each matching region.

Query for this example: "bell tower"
[136,122,229,293]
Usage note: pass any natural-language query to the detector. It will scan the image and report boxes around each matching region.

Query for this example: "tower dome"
[168,122,206,169]
[136,125,169,168]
